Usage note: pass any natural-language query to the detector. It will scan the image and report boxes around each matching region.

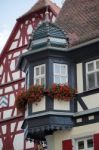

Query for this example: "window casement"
[53,63,68,84]
[34,64,46,86]
[86,59,99,90]
[76,137,93,150]
[26,71,29,89]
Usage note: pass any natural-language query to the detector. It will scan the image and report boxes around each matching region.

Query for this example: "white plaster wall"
[10,60,15,71]
[27,25,33,34]
[0,65,3,75]
[32,97,45,113]
[9,41,18,50]
[2,125,6,134]
[0,89,3,95]
[76,63,84,93]
[5,86,13,93]
[13,133,24,150]
[12,71,20,80]
[8,54,12,59]
[9,93,15,106]
[15,30,20,39]
[13,108,17,116]
[8,73,11,82]
[0,139,3,149]
[19,38,22,47]
[14,84,18,90]
[3,109,12,119]
[2,73,5,84]
[77,102,83,112]
[13,51,20,57]
[82,93,99,109]
[54,99,70,110]
[11,123,16,132]
[21,82,25,88]
[17,121,23,131]
[53,122,99,150]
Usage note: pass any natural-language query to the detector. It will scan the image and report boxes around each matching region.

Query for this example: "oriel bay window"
[86,59,99,90]
[34,64,46,86]
[53,63,68,84]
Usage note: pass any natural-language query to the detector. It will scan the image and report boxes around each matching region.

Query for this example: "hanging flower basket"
[15,84,77,112]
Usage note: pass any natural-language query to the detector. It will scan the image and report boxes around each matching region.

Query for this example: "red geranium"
[15,90,28,113]
[27,85,44,103]
[15,84,76,113]
[48,84,77,101]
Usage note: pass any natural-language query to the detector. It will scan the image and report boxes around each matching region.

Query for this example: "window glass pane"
[36,67,39,76]
[54,76,60,84]
[78,141,84,149]
[61,65,67,75]
[96,71,99,86]
[41,65,45,75]
[41,78,45,85]
[88,63,94,72]
[61,76,67,84]
[96,61,99,69]
[54,64,60,74]
[88,73,95,89]
[87,139,93,148]
[35,79,39,85]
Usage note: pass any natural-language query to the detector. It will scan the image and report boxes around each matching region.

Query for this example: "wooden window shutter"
[62,139,72,150]
[94,133,99,150]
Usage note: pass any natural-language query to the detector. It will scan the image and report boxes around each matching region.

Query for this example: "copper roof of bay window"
[56,0,99,46]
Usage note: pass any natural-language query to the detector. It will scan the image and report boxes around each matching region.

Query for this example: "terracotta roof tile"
[20,0,60,19]
[56,0,99,46]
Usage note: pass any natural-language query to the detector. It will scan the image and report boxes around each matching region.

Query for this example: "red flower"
[15,84,77,113]
[47,84,77,101]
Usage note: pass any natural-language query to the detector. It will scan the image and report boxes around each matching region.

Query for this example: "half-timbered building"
[1,0,99,150]
[0,0,60,149]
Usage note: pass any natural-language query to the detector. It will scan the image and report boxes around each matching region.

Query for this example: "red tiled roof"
[56,0,99,46]
[19,0,60,19]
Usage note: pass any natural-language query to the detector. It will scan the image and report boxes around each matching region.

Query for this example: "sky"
[0,0,63,52]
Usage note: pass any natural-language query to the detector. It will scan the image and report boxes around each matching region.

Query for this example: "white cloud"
[0,26,10,52]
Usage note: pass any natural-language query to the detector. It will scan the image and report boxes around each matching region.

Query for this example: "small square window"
[87,139,93,148]
[78,141,84,149]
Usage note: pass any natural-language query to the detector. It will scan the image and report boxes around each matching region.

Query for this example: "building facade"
[0,0,60,149]
[0,0,99,150]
